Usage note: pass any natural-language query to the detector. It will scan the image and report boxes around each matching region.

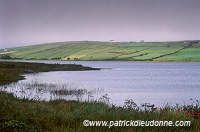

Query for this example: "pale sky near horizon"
[0,0,200,48]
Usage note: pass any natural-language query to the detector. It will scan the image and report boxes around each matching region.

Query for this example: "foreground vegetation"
[0,91,199,132]
[1,40,200,62]
[0,61,99,85]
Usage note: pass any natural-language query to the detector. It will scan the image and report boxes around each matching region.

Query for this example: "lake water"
[3,61,200,107]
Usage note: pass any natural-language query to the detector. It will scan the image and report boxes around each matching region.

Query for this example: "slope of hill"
[1,41,200,62]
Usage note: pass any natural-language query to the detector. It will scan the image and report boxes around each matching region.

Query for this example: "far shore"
[1,59,200,63]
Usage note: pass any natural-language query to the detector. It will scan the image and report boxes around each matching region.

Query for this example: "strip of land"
[0,51,17,55]
[0,61,100,85]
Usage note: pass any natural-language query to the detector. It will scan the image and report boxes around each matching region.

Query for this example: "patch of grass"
[0,91,199,131]
[157,44,200,62]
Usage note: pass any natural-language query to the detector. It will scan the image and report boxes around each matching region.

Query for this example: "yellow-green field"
[1,41,200,62]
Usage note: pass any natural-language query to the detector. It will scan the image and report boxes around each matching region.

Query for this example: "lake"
[3,61,200,107]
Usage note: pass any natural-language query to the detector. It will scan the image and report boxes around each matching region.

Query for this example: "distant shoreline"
[1,59,200,63]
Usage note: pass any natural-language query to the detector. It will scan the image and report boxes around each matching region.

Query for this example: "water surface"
[3,61,200,106]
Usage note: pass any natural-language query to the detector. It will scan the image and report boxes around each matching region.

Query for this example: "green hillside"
[1,41,200,62]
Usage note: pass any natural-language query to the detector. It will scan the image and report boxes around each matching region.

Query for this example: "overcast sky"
[1,0,200,48]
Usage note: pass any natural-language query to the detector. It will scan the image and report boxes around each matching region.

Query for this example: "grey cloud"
[0,0,200,48]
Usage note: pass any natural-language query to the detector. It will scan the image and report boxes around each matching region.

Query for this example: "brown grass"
[0,51,17,54]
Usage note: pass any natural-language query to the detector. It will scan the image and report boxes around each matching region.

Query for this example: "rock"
[24,69,36,73]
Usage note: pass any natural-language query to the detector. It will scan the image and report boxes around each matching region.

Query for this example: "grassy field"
[1,40,200,62]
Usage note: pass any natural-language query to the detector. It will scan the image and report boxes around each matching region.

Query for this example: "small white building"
[109,40,116,42]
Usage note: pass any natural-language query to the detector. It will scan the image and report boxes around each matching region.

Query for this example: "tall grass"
[0,89,199,131]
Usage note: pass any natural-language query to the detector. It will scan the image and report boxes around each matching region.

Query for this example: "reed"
[0,90,199,132]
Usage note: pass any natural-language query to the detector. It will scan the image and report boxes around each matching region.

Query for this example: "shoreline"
[0,61,100,85]
[1,59,200,63]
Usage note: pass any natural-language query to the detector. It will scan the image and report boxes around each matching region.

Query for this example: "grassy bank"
[0,91,199,132]
[1,40,200,62]
[0,61,100,85]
